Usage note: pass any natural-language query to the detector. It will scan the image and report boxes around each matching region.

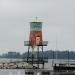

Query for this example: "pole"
[68,50,69,67]
[27,46,30,63]
[42,46,44,69]
[37,46,39,68]
[32,48,34,65]
[52,51,54,67]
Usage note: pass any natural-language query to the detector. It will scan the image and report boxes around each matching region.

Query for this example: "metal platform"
[24,41,48,46]
[24,40,48,69]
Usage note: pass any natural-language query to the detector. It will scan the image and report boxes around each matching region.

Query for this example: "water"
[0,58,75,75]
[0,69,25,75]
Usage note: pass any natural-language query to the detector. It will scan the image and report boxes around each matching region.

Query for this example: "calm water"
[0,58,75,75]
[0,69,25,75]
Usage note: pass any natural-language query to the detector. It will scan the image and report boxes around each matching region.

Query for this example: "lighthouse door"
[36,36,40,45]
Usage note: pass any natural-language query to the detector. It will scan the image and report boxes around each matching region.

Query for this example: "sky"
[0,0,75,53]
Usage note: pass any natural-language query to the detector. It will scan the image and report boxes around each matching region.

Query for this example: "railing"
[24,41,48,46]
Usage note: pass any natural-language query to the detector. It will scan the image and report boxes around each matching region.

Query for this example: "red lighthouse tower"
[29,22,42,48]
[24,20,48,68]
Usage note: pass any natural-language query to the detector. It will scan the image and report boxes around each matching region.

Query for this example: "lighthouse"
[30,22,42,48]
[24,19,48,68]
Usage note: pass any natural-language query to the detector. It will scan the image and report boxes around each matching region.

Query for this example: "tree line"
[0,50,75,59]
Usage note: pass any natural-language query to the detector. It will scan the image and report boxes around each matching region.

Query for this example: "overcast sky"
[0,0,75,53]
